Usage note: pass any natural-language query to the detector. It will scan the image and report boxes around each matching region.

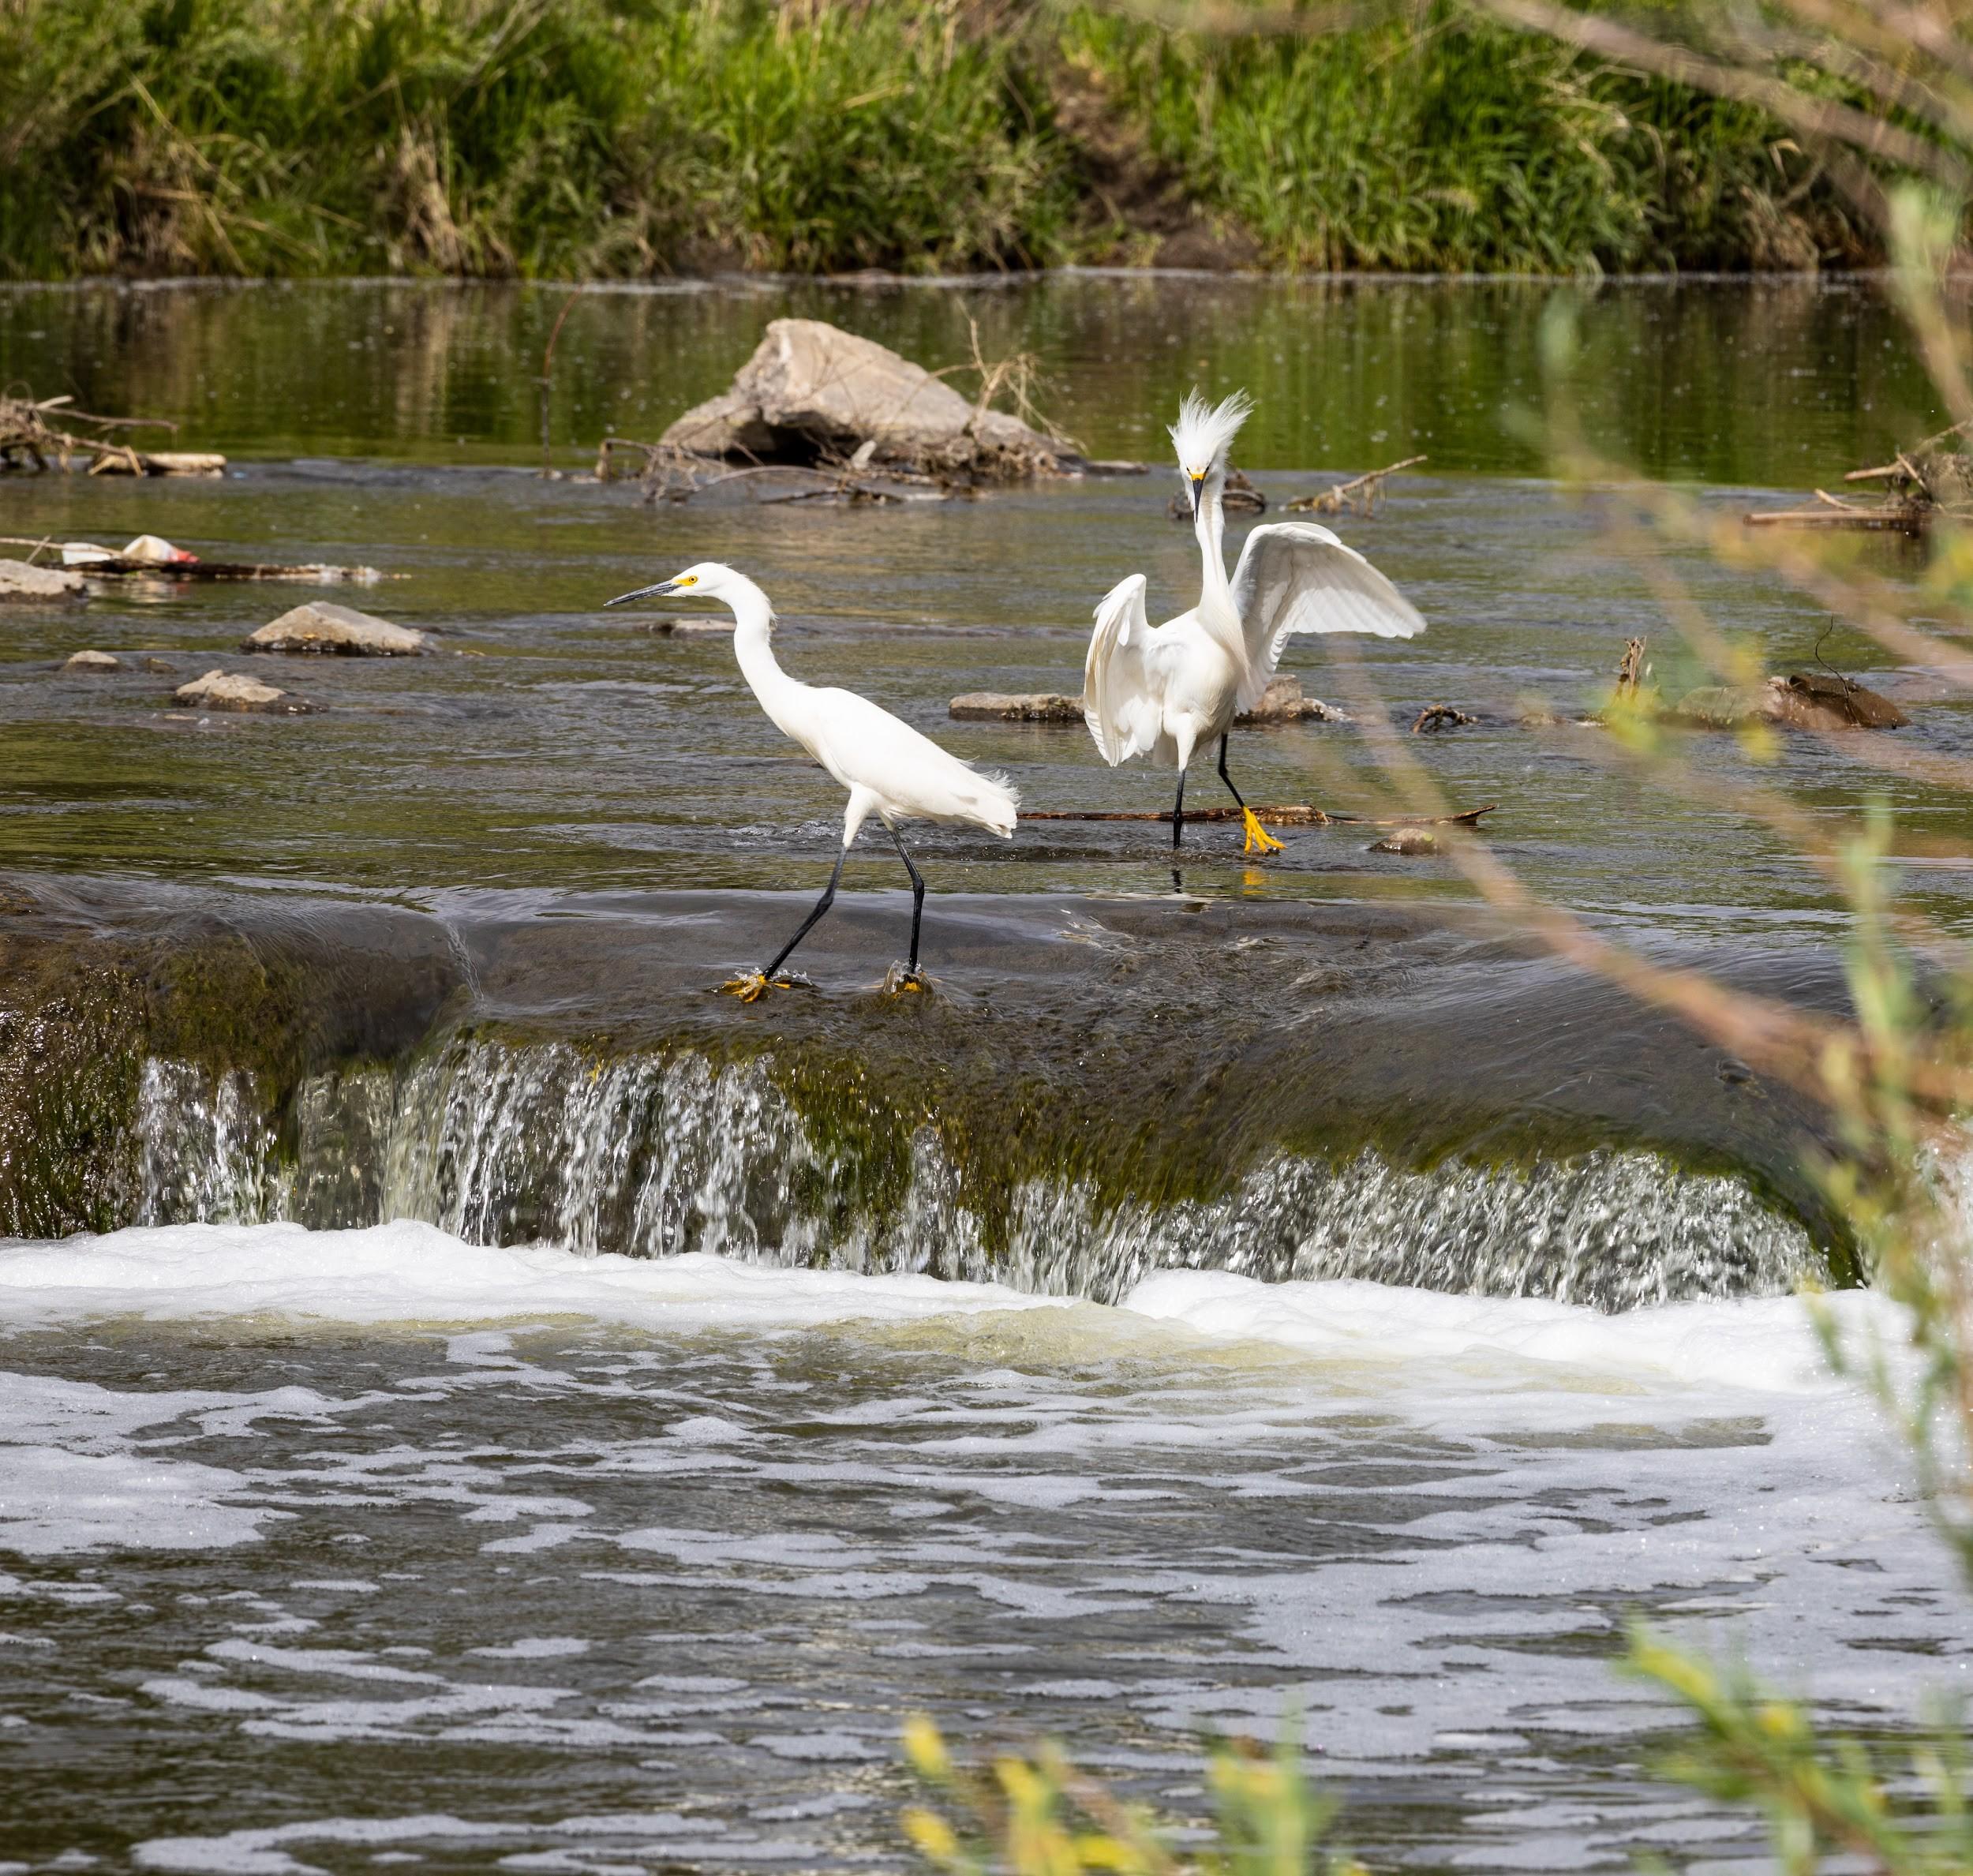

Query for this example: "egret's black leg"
[888,825,926,972]
[750,844,844,982]
[1171,766,1188,851]
[1217,731,1283,854]
[1216,733,1245,809]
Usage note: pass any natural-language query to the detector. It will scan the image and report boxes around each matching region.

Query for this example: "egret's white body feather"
[771,681,1019,841]
[684,568,1016,844]
[1083,394,1425,782]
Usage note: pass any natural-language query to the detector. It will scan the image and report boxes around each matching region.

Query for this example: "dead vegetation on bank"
[1746,419,1973,537]
[0,391,223,476]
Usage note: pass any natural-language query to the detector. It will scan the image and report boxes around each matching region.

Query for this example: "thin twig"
[538,286,586,478]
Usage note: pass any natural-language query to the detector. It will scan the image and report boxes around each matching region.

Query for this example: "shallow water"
[2,275,1970,1870]
[0,276,1968,923]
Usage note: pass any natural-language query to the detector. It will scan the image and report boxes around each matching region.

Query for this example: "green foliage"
[0,0,1870,279]
[1627,1628,1973,1874]
[1058,5,1866,273]
[899,1713,1365,1876]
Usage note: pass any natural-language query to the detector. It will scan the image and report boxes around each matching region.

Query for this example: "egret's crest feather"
[1169,389,1252,475]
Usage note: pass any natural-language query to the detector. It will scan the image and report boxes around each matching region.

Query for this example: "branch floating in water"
[1022,802,1498,829]
[1286,455,1428,517]
[0,393,221,476]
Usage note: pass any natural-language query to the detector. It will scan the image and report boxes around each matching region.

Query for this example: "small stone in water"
[1370,826,1440,856]
[64,650,122,672]
[174,668,320,714]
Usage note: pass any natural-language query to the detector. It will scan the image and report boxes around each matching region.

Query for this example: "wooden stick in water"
[1022,803,1499,829]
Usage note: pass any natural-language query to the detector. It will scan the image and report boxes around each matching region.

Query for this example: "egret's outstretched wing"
[1083,574,1160,767]
[1229,522,1425,712]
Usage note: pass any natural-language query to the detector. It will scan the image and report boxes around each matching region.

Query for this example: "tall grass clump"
[1059,2,1868,272]
[0,0,1075,279]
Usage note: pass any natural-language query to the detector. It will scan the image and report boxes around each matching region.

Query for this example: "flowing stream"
[1,276,1969,1871]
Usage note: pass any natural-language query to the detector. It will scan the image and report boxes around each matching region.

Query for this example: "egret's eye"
[676,575,698,587]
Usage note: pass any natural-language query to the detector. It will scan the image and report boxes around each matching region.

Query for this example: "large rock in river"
[0,559,86,601]
[244,602,430,657]
[661,319,1071,478]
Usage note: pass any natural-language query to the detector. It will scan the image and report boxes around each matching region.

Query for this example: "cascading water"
[133,1036,1816,1309]
[137,1059,286,1227]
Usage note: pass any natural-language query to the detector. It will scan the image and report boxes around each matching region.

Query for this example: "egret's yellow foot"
[719,971,773,1003]
[882,963,931,997]
[1241,807,1285,855]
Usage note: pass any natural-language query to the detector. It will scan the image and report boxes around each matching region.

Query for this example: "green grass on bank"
[0,0,1873,280]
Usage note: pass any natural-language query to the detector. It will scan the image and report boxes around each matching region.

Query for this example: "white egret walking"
[607,563,1017,999]
[1084,391,1426,853]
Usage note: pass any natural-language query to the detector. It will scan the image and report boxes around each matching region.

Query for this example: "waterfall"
[132,1037,1817,1311]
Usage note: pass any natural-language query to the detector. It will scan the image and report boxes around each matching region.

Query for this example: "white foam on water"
[0,1372,296,1557]
[1119,1268,1909,1399]
[0,1221,1906,1406]
[0,1219,1070,1334]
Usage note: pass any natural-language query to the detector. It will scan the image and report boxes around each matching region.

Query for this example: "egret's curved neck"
[720,576,803,716]
[1193,477,1236,622]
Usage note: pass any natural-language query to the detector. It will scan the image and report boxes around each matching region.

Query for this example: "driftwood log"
[1744,503,1927,536]
[951,675,1346,726]
[1021,803,1498,829]
[92,560,387,582]
[1745,419,1973,536]
[1410,703,1477,733]
[0,539,389,584]
[1615,637,1647,698]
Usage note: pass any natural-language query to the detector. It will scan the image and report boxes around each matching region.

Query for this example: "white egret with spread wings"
[607,563,1017,999]
[1083,391,1425,852]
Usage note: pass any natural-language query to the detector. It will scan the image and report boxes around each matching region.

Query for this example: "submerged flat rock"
[244,601,430,656]
[174,668,318,714]
[951,676,1342,725]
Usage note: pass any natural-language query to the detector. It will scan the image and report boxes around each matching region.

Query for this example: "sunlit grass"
[0,0,1866,280]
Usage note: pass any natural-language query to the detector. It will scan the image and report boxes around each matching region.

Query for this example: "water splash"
[135,1038,1816,1309]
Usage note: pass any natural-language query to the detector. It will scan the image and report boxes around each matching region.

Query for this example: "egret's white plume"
[1169,389,1253,479]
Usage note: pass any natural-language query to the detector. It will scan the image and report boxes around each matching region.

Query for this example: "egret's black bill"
[1189,476,1205,521]
[605,579,678,607]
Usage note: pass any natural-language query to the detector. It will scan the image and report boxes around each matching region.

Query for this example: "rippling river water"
[1,275,1969,1871]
